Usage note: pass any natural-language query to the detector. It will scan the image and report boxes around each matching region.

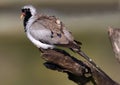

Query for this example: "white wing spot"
[114,42,120,53]
[56,19,61,25]
[89,59,92,61]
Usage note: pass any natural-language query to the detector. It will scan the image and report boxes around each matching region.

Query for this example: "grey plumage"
[21,5,99,69]
[30,15,73,45]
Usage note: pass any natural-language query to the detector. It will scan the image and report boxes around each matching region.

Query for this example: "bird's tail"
[70,41,112,78]
[75,49,98,68]
[69,40,98,68]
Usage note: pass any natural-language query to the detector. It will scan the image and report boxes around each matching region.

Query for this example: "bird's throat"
[23,12,32,29]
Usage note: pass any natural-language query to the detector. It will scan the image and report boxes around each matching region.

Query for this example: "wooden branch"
[39,48,120,85]
[108,27,120,63]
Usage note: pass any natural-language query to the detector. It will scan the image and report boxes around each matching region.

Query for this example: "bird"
[20,5,98,68]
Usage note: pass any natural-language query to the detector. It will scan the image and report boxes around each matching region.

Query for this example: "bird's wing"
[29,15,74,45]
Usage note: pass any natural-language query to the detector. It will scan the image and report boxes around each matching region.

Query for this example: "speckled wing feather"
[29,14,75,45]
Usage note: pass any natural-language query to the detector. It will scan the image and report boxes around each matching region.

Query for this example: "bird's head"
[21,5,37,19]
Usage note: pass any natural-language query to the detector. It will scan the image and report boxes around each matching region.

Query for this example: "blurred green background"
[0,0,120,85]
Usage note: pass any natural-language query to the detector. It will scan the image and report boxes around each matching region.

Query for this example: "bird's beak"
[20,13,25,19]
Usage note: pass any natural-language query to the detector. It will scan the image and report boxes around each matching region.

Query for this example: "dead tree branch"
[108,26,120,63]
[39,48,119,85]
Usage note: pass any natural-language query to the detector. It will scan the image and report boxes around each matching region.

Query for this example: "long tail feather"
[70,42,112,78]
[77,50,98,68]
[77,50,114,79]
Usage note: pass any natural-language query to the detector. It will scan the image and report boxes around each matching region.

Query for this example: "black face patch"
[21,9,24,12]
[21,8,32,27]
[22,8,30,13]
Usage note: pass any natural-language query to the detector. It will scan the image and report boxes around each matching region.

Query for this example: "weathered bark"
[39,48,119,85]
[108,27,120,63]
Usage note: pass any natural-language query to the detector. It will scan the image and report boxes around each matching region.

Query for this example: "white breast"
[26,30,55,49]
[25,15,55,49]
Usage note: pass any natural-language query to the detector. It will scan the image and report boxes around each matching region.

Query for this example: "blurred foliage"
[0,0,120,85]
